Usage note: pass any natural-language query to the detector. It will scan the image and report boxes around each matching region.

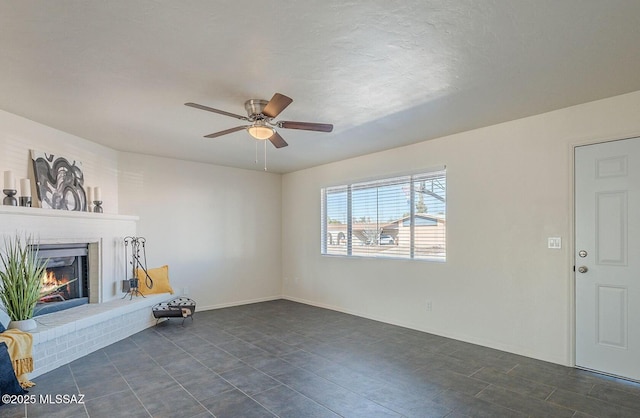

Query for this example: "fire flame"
[40,270,70,296]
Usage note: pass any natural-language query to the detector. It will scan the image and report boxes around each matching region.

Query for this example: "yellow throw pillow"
[136,265,174,295]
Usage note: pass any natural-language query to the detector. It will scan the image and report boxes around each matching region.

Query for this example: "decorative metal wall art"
[30,150,87,211]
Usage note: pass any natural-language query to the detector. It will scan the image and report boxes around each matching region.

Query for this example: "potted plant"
[0,235,48,331]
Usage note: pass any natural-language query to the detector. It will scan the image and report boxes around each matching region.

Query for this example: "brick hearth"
[30,293,172,378]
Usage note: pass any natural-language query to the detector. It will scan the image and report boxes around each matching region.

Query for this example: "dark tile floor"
[3,299,640,417]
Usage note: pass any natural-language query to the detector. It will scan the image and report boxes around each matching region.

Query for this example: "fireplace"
[33,243,90,316]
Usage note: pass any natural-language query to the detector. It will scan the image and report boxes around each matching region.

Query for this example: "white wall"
[0,109,119,212]
[117,153,282,310]
[282,90,640,366]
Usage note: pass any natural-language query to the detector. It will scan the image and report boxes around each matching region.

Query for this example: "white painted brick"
[29,293,171,379]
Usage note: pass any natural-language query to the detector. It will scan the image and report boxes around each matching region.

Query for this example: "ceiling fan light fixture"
[247,124,274,140]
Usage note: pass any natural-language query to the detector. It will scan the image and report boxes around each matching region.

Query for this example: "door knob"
[578,266,588,273]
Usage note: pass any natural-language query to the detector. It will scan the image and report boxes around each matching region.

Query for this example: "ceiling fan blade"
[268,132,288,148]
[278,121,333,132]
[262,93,293,118]
[185,102,249,121]
[204,125,249,138]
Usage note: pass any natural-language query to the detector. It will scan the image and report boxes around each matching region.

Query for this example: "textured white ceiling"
[1,1,640,173]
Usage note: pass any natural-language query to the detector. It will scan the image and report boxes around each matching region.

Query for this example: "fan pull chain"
[255,140,258,165]
[264,139,268,171]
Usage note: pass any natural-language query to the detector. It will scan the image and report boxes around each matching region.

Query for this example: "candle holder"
[93,200,103,213]
[2,189,17,206]
[19,196,32,207]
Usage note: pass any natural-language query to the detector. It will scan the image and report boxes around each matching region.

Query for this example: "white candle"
[86,186,93,204]
[3,171,15,189]
[94,187,102,201]
[20,178,31,197]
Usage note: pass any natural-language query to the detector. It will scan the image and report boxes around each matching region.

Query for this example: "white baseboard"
[282,294,568,367]
[196,295,282,312]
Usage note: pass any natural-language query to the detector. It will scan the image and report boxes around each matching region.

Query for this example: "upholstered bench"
[152,297,196,325]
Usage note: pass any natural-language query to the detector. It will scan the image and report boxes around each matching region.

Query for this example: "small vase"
[8,318,37,331]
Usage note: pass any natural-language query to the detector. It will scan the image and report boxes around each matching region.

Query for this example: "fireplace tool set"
[122,236,153,299]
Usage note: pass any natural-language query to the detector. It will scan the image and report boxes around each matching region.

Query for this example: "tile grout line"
[66,364,92,418]
[127,328,224,417]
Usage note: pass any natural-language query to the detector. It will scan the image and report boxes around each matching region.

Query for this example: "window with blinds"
[321,168,446,261]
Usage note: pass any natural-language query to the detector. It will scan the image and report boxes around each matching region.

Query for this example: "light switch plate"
[548,237,561,249]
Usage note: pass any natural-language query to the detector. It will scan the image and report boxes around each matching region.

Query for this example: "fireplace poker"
[122,236,154,299]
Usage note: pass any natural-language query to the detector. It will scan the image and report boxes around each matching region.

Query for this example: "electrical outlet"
[183,287,189,296]
[426,301,432,312]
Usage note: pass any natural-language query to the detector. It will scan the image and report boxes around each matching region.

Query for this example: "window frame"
[321,167,446,262]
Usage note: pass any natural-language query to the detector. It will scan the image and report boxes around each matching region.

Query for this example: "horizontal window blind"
[321,169,446,261]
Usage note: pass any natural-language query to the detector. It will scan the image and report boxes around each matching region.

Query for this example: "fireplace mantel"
[0,204,138,222]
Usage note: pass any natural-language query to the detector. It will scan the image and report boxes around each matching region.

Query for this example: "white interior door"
[575,137,640,381]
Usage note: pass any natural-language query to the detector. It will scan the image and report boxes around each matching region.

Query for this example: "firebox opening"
[33,243,90,316]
